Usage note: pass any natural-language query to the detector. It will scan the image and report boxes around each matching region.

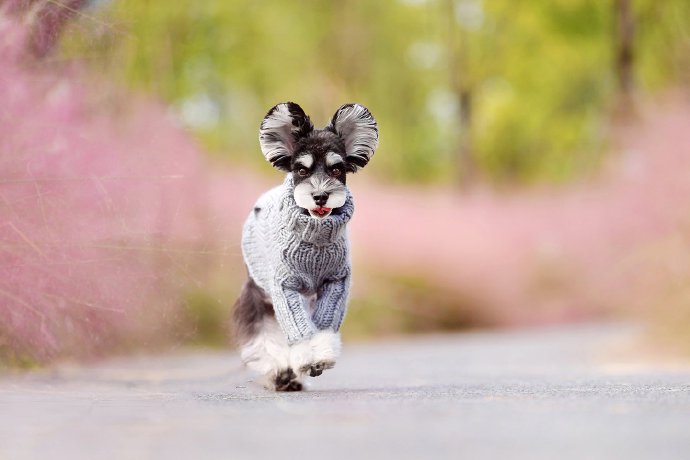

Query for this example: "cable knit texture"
[241,176,353,345]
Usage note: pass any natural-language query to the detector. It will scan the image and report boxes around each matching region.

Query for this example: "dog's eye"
[297,168,309,176]
[330,168,342,177]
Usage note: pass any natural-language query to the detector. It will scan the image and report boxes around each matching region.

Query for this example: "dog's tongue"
[314,207,331,216]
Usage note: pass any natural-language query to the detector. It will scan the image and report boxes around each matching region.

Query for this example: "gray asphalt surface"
[1,324,689,460]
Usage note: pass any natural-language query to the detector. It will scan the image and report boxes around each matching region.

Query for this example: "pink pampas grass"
[0,18,217,362]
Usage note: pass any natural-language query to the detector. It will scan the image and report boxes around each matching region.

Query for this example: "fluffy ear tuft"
[259,102,314,171]
[326,103,378,172]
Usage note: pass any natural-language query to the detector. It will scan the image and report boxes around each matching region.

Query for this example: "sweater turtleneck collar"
[280,175,354,246]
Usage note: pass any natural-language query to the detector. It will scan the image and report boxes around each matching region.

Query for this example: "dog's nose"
[312,193,329,207]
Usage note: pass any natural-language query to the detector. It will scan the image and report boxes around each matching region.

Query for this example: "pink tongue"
[315,207,331,215]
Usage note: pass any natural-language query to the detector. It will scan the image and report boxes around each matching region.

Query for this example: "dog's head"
[259,102,378,219]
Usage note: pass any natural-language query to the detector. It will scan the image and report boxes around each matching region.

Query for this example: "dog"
[233,102,378,391]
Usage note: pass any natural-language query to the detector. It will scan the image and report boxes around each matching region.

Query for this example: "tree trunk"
[446,0,476,188]
[457,87,475,186]
[614,0,635,112]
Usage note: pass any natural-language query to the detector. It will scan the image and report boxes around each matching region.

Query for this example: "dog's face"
[259,102,378,219]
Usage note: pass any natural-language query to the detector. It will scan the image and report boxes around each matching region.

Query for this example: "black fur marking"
[300,360,335,377]
[232,277,273,345]
[270,154,292,171]
[285,102,314,140]
[291,133,348,187]
[275,368,302,392]
[317,361,335,375]
[345,154,369,171]
[309,363,323,377]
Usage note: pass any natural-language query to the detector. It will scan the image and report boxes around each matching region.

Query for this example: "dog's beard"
[293,177,347,219]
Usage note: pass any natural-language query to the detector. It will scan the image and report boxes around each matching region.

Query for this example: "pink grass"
[0,19,216,361]
[347,100,690,326]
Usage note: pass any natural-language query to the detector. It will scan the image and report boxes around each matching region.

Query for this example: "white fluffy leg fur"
[289,330,342,377]
[289,339,315,374]
[240,317,293,388]
[240,319,341,388]
[310,330,341,364]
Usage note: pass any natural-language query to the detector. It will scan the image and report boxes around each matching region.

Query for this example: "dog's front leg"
[269,282,317,390]
[299,276,349,376]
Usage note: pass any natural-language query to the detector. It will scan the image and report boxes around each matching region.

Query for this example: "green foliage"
[182,289,229,347]
[62,0,690,184]
[634,0,690,89]
[0,338,41,370]
[345,269,492,339]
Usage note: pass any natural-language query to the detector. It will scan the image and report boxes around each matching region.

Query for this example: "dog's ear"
[259,102,314,171]
[326,103,378,172]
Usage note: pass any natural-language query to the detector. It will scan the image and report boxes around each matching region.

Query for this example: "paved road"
[1,324,689,460]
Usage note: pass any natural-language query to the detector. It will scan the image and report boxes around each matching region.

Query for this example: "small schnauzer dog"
[233,102,378,391]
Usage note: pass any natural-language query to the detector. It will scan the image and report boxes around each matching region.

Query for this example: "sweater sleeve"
[311,273,351,332]
[271,277,317,345]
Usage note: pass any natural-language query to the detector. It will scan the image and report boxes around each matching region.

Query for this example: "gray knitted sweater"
[241,176,353,345]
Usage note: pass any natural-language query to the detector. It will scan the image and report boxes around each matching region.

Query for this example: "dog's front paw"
[306,360,336,377]
[289,339,314,376]
[299,331,341,378]
[274,368,303,392]
[290,331,341,379]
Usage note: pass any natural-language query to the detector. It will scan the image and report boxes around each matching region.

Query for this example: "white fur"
[262,104,292,129]
[259,104,297,164]
[326,152,344,167]
[293,177,347,213]
[324,189,346,210]
[328,104,378,169]
[295,153,314,169]
[294,181,316,210]
[240,316,341,386]
[240,317,290,379]
[289,339,315,374]
[309,330,341,364]
[289,330,342,377]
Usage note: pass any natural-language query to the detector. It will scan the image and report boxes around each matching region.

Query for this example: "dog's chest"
[281,238,348,287]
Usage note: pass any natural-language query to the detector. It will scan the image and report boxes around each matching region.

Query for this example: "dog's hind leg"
[232,278,303,391]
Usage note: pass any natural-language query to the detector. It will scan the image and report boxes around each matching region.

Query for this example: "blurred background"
[1,0,690,367]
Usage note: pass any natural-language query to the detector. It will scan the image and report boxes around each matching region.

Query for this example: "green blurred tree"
[61,0,690,185]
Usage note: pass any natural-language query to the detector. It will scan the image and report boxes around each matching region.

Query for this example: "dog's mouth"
[308,207,332,219]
